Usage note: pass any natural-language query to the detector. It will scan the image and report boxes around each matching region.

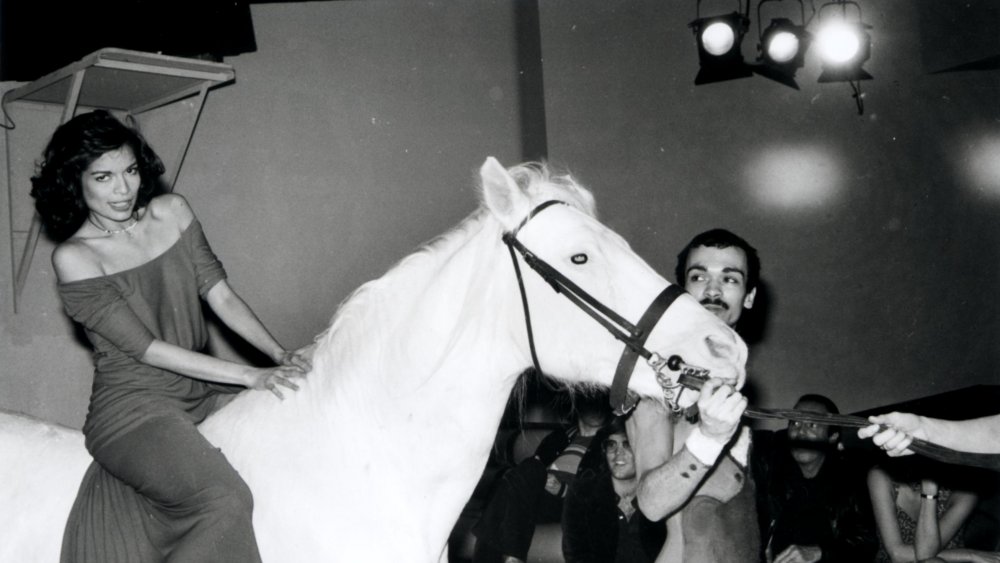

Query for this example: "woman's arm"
[141,339,304,398]
[203,280,306,368]
[935,548,1000,562]
[868,466,913,563]
[158,193,310,371]
[860,413,1000,456]
[935,490,979,547]
[914,479,942,560]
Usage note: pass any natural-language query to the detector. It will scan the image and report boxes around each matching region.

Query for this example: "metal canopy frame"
[4,48,235,312]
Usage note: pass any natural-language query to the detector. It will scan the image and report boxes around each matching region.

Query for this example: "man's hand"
[543,474,563,496]
[858,412,924,457]
[697,377,747,445]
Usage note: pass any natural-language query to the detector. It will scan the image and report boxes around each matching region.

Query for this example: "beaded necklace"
[88,213,138,237]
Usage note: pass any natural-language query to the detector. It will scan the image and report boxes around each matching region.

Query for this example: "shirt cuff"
[684,427,725,466]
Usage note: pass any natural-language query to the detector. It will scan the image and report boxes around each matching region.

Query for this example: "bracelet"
[921,493,938,500]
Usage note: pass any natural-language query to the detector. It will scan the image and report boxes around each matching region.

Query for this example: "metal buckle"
[649,353,711,413]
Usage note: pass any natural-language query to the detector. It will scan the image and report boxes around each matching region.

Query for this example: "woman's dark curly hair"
[30,110,165,241]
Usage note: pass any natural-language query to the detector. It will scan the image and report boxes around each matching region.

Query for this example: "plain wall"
[1,0,998,430]
[1,0,526,428]
[537,0,1000,414]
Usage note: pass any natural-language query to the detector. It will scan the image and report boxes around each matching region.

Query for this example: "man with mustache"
[752,394,878,563]
[628,228,762,563]
[674,228,758,331]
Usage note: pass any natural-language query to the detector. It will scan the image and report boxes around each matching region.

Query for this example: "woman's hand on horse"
[277,347,313,373]
[697,378,747,444]
[252,366,306,400]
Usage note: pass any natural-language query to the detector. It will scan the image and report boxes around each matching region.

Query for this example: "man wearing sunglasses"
[753,394,878,563]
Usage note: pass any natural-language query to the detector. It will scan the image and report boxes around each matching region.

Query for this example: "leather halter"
[499,201,1000,471]
[502,200,684,415]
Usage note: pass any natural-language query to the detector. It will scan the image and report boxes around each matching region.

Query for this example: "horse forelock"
[490,161,598,219]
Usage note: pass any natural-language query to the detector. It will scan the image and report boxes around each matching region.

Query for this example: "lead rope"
[747,407,1000,471]
[667,357,1000,471]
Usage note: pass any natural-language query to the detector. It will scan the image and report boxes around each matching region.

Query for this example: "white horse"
[0,157,747,562]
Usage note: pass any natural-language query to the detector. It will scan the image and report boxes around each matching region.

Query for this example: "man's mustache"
[788,438,835,452]
[700,298,729,310]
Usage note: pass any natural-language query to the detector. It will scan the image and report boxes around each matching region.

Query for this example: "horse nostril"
[705,334,735,360]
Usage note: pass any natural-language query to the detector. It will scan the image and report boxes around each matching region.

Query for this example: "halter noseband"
[502,200,689,415]
[500,201,1000,471]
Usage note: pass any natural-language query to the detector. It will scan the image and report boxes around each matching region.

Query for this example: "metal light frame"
[753,0,812,89]
[815,0,873,83]
[689,0,753,85]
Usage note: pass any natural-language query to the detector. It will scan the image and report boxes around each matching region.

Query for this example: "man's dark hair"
[674,228,761,292]
[601,414,629,437]
[795,393,839,415]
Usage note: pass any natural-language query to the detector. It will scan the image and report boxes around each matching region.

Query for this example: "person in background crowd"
[562,415,666,563]
[752,393,878,563]
[472,394,610,563]
[868,456,1000,563]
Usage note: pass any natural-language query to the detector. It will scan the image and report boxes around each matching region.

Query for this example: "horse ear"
[480,157,530,230]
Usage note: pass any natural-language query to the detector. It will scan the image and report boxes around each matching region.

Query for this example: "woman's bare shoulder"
[146,193,196,229]
[52,238,103,283]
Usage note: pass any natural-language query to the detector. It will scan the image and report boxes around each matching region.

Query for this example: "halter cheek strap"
[608,284,684,414]
[502,200,684,415]
[500,200,1000,471]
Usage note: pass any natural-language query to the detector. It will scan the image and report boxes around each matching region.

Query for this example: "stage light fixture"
[689,3,752,85]
[752,0,811,90]
[815,3,872,83]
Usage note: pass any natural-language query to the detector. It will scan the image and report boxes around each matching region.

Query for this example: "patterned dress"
[875,483,965,563]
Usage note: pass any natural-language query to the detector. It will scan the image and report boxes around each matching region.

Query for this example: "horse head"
[480,156,748,411]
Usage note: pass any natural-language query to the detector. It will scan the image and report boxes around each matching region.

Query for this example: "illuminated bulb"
[702,22,736,56]
[817,21,860,64]
[766,31,800,63]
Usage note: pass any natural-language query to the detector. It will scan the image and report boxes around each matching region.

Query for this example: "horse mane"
[309,160,599,401]
[308,209,489,391]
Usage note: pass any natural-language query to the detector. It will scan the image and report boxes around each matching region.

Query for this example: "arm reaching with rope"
[859,413,1000,457]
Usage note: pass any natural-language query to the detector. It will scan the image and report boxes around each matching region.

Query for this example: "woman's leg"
[93,415,261,563]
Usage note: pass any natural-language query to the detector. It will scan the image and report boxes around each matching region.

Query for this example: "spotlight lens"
[766,31,800,63]
[817,22,860,64]
[702,22,736,56]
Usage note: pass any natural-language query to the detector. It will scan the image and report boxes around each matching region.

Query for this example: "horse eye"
[571,253,588,265]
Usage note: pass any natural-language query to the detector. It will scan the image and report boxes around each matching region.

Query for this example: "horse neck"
[310,210,530,436]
